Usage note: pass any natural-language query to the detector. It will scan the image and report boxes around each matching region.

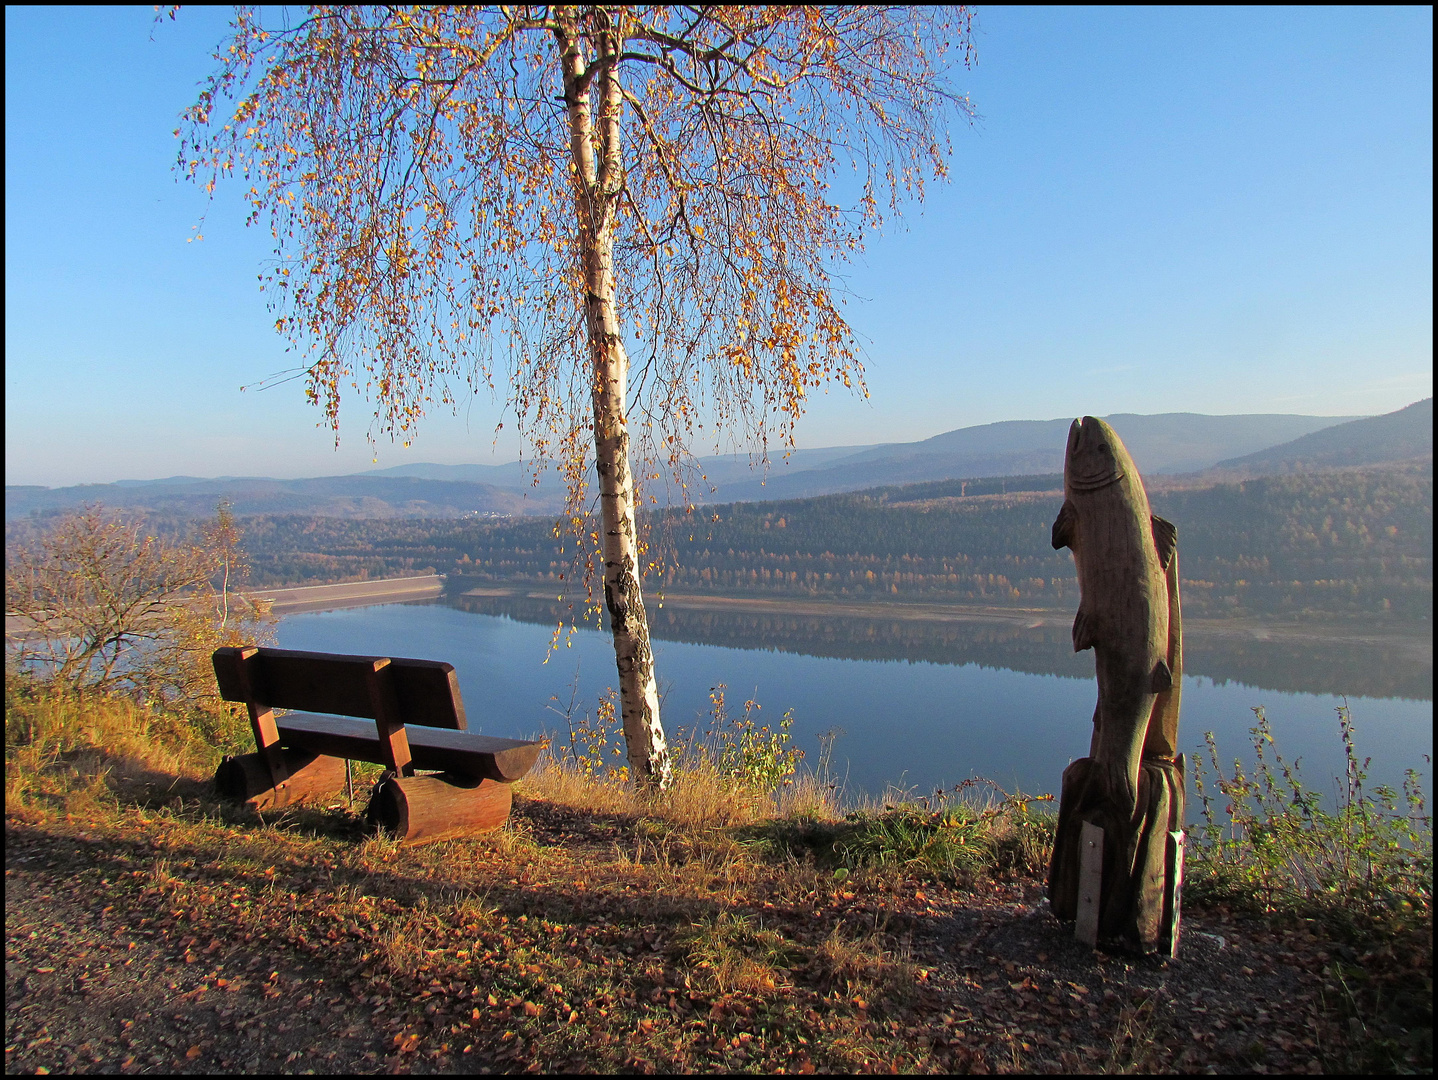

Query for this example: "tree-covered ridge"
[653,464,1429,623]
[1147,464,1432,621]
[88,463,1428,626]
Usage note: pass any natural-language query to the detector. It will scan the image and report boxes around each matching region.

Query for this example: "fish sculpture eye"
[1069,443,1124,490]
[1066,418,1126,490]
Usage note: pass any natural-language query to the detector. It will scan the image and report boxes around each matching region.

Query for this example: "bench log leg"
[366,773,512,846]
[215,750,346,810]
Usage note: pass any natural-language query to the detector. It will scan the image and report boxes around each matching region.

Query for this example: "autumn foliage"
[178,6,974,468]
[5,503,274,721]
[177,5,977,786]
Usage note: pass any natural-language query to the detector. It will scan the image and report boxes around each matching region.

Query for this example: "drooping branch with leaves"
[177,4,977,787]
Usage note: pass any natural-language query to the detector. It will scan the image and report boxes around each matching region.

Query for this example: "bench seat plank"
[276,713,543,782]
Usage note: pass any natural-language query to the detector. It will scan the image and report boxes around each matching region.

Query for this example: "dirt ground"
[7,797,1430,1075]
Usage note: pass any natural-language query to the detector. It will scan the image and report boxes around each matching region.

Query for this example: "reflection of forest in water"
[447,593,1432,702]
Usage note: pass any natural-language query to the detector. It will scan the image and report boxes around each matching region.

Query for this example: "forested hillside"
[187,462,1431,626]
[11,464,1424,625]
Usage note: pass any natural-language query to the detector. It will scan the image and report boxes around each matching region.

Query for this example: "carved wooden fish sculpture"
[1051,417,1178,817]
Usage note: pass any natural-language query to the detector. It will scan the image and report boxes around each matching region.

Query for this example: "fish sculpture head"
[1065,416,1131,493]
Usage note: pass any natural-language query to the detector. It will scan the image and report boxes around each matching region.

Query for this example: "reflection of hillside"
[1182,634,1430,701]
[448,594,1431,701]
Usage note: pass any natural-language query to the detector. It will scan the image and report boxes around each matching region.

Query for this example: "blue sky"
[6,6,1432,488]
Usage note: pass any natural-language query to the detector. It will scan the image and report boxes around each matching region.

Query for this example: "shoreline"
[255,574,444,615]
[3,575,441,641]
[9,574,1426,656]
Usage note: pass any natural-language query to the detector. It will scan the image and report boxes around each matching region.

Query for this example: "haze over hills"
[3,474,547,522]
[704,411,1364,503]
[1211,398,1432,473]
[358,443,873,488]
[357,412,1362,503]
[12,406,1422,523]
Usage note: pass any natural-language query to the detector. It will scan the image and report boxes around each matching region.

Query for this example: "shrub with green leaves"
[695,684,805,795]
[1189,703,1431,935]
[547,683,628,780]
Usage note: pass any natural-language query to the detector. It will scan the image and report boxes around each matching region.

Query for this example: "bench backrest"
[212,646,468,730]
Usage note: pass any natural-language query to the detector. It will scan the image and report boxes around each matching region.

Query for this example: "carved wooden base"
[1048,755,1186,954]
[365,772,513,846]
[214,750,347,810]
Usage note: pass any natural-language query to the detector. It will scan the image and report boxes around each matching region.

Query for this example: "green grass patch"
[736,778,1056,886]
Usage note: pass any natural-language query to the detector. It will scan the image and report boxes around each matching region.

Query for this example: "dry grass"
[378,911,432,972]
[679,910,796,995]
[4,679,211,818]
[641,757,769,830]
[814,920,909,992]
[1102,990,1169,1074]
[519,745,835,832]
[515,748,642,817]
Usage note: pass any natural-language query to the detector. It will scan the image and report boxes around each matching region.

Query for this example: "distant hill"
[263,459,1428,630]
[707,411,1363,502]
[360,443,871,488]
[1211,399,1432,474]
[3,474,558,523]
[4,408,1383,522]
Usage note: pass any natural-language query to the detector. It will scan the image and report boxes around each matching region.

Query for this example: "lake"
[276,598,1432,815]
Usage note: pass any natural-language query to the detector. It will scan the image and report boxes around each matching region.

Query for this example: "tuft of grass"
[837,780,1056,884]
[538,681,831,827]
[679,910,797,995]
[518,746,642,816]
[1102,991,1169,1075]
[1189,702,1432,939]
[522,744,770,829]
[737,777,1056,886]
[525,734,806,832]
[378,912,431,972]
[641,753,770,830]
[812,919,915,1001]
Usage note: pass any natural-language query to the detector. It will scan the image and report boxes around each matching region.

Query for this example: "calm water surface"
[277,601,1432,812]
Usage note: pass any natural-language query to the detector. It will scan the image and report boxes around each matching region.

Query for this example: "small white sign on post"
[1075,821,1104,948]
[1162,829,1186,957]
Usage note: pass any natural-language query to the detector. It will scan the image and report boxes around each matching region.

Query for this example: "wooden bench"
[211,646,544,844]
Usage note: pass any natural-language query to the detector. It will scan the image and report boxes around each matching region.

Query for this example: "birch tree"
[178,5,977,788]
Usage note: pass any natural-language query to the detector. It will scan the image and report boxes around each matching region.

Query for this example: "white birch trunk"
[557,16,671,788]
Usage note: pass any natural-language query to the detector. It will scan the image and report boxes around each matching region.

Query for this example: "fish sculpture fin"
[1072,609,1095,652]
[1150,659,1173,693]
[1052,499,1078,550]
[1151,515,1177,570]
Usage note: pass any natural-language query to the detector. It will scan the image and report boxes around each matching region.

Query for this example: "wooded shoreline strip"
[8,575,1424,654]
